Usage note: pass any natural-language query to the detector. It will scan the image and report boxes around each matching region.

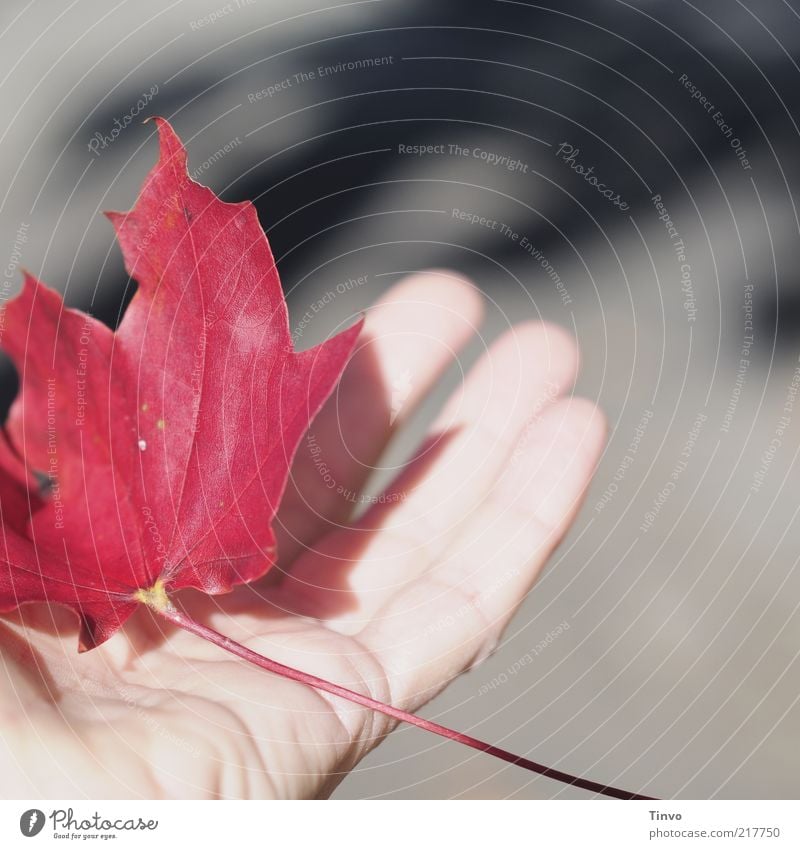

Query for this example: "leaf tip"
[7,269,47,316]
[340,314,366,347]
[104,210,128,237]
[150,116,188,173]
[19,268,38,291]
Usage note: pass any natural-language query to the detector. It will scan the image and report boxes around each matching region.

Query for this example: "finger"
[274,270,484,566]
[360,397,606,709]
[281,322,579,624]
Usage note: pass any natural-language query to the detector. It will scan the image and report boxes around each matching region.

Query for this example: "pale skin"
[0,271,606,799]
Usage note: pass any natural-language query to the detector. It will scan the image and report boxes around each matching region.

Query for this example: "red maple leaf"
[0,118,361,651]
[0,119,650,800]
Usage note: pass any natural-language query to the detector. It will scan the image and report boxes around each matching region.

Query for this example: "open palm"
[0,271,605,799]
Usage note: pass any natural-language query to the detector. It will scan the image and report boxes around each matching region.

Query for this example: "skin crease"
[0,270,606,800]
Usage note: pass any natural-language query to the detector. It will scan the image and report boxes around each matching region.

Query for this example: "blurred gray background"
[1,0,799,798]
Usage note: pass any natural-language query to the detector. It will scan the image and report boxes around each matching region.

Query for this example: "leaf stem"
[156,606,654,800]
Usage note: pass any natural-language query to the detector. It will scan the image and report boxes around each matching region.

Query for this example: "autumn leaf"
[0,119,650,800]
[0,117,361,650]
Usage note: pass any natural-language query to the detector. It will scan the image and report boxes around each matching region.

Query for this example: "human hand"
[0,271,605,799]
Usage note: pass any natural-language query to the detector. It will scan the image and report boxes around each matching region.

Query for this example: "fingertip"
[489,320,580,397]
[370,268,484,333]
[556,396,608,470]
[495,394,607,531]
